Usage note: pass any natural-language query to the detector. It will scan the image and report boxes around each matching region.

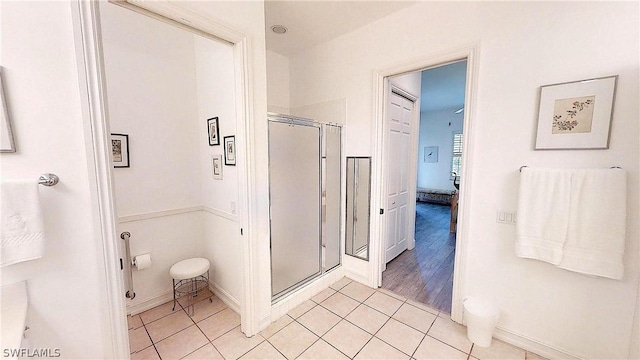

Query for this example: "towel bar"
[38,173,59,186]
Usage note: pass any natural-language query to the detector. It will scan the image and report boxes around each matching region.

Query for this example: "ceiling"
[419,60,467,113]
[265,1,417,57]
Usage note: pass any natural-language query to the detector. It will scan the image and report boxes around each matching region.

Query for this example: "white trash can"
[463,296,500,347]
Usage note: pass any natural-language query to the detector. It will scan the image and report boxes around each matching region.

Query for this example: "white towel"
[516,168,572,264]
[1,180,45,267]
[558,169,626,280]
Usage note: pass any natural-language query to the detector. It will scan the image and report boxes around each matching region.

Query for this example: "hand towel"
[1,180,45,267]
[516,168,572,264]
[558,169,626,279]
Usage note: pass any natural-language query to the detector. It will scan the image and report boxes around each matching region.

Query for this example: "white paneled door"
[385,90,415,263]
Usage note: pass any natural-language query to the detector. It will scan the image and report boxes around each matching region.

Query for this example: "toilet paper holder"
[132,253,152,270]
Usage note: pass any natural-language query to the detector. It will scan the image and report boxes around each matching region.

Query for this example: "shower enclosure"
[268,114,342,300]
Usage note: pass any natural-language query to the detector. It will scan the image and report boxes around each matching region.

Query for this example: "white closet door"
[385,92,414,263]
[269,120,321,298]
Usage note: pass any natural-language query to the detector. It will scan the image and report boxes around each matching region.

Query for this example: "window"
[451,132,463,179]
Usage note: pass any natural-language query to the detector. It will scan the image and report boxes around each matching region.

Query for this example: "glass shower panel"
[323,125,341,270]
[269,120,322,298]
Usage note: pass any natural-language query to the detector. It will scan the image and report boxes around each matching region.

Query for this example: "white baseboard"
[263,267,345,331]
[209,280,240,314]
[493,326,580,360]
[344,268,369,286]
[127,282,240,317]
[127,291,174,316]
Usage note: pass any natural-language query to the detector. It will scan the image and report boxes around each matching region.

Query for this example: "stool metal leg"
[172,278,177,311]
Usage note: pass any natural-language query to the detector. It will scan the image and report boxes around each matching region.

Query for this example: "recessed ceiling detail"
[271,25,288,35]
[265,1,417,57]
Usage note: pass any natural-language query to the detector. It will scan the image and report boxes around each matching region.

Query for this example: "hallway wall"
[288,2,639,358]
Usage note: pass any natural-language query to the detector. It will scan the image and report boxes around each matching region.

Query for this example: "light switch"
[231,201,236,215]
[497,210,517,225]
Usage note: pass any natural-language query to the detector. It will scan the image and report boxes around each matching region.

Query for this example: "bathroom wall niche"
[345,157,371,261]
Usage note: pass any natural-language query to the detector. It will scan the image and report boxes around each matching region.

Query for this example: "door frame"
[71,1,260,356]
[371,46,479,323]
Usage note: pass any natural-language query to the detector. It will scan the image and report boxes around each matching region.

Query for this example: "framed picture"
[211,154,223,180]
[0,68,16,153]
[207,117,220,146]
[111,133,130,168]
[424,146,438,163]
[535,75,617,150]
[224,135,236,166]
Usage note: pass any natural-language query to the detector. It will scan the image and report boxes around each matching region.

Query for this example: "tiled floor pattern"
[128,278,545,360]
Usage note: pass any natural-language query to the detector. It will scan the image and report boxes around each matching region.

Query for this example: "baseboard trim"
[209,281,240,314]
[265,267,345,331]
[344,268,369,286]
[493,326,580,360]
[127,291,174,316]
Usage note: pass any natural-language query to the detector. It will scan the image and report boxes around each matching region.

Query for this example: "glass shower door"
[268,119,322,299]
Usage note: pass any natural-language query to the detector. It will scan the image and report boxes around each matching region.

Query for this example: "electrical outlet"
[497,210,517,225]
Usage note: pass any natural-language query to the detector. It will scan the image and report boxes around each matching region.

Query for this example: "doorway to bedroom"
[382,60,467,314]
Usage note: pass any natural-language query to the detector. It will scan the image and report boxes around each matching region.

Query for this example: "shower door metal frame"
[322,123,343,272]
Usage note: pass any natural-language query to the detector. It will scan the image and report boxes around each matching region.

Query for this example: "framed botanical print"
[535,75,617,150]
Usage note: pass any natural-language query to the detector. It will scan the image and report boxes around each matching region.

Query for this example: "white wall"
[101,3,243,312]
[100,2,205,311]
[417,109,463,190]
[0,2,113,357]
[289,2,639,358]
[174,1,272,329]
[390,72,421,98]
[1,0,270,352]
[266,50,290,115]
[194,36,242,305]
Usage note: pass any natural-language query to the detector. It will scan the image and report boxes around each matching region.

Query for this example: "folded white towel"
[1,180,45,267]
[558,169,626,280]
[516,168,572,264]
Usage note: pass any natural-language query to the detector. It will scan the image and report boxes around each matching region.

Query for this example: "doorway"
[382,61,467,314]
[72,1,260,356]
[373,52,475,321]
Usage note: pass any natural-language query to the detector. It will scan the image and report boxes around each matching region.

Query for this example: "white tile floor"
[128,278,546,360]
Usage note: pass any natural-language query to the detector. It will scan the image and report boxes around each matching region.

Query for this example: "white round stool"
[170,258,211,315]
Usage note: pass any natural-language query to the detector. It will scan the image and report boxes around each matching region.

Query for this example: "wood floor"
[382,202,455,314]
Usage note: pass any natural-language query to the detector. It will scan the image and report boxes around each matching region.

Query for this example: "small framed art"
[535,75,617,150]
[111,133,130,168]
[224,135,236,166]
[207,117,220,146]
[424,146,438,163]
[211,154,223,180]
